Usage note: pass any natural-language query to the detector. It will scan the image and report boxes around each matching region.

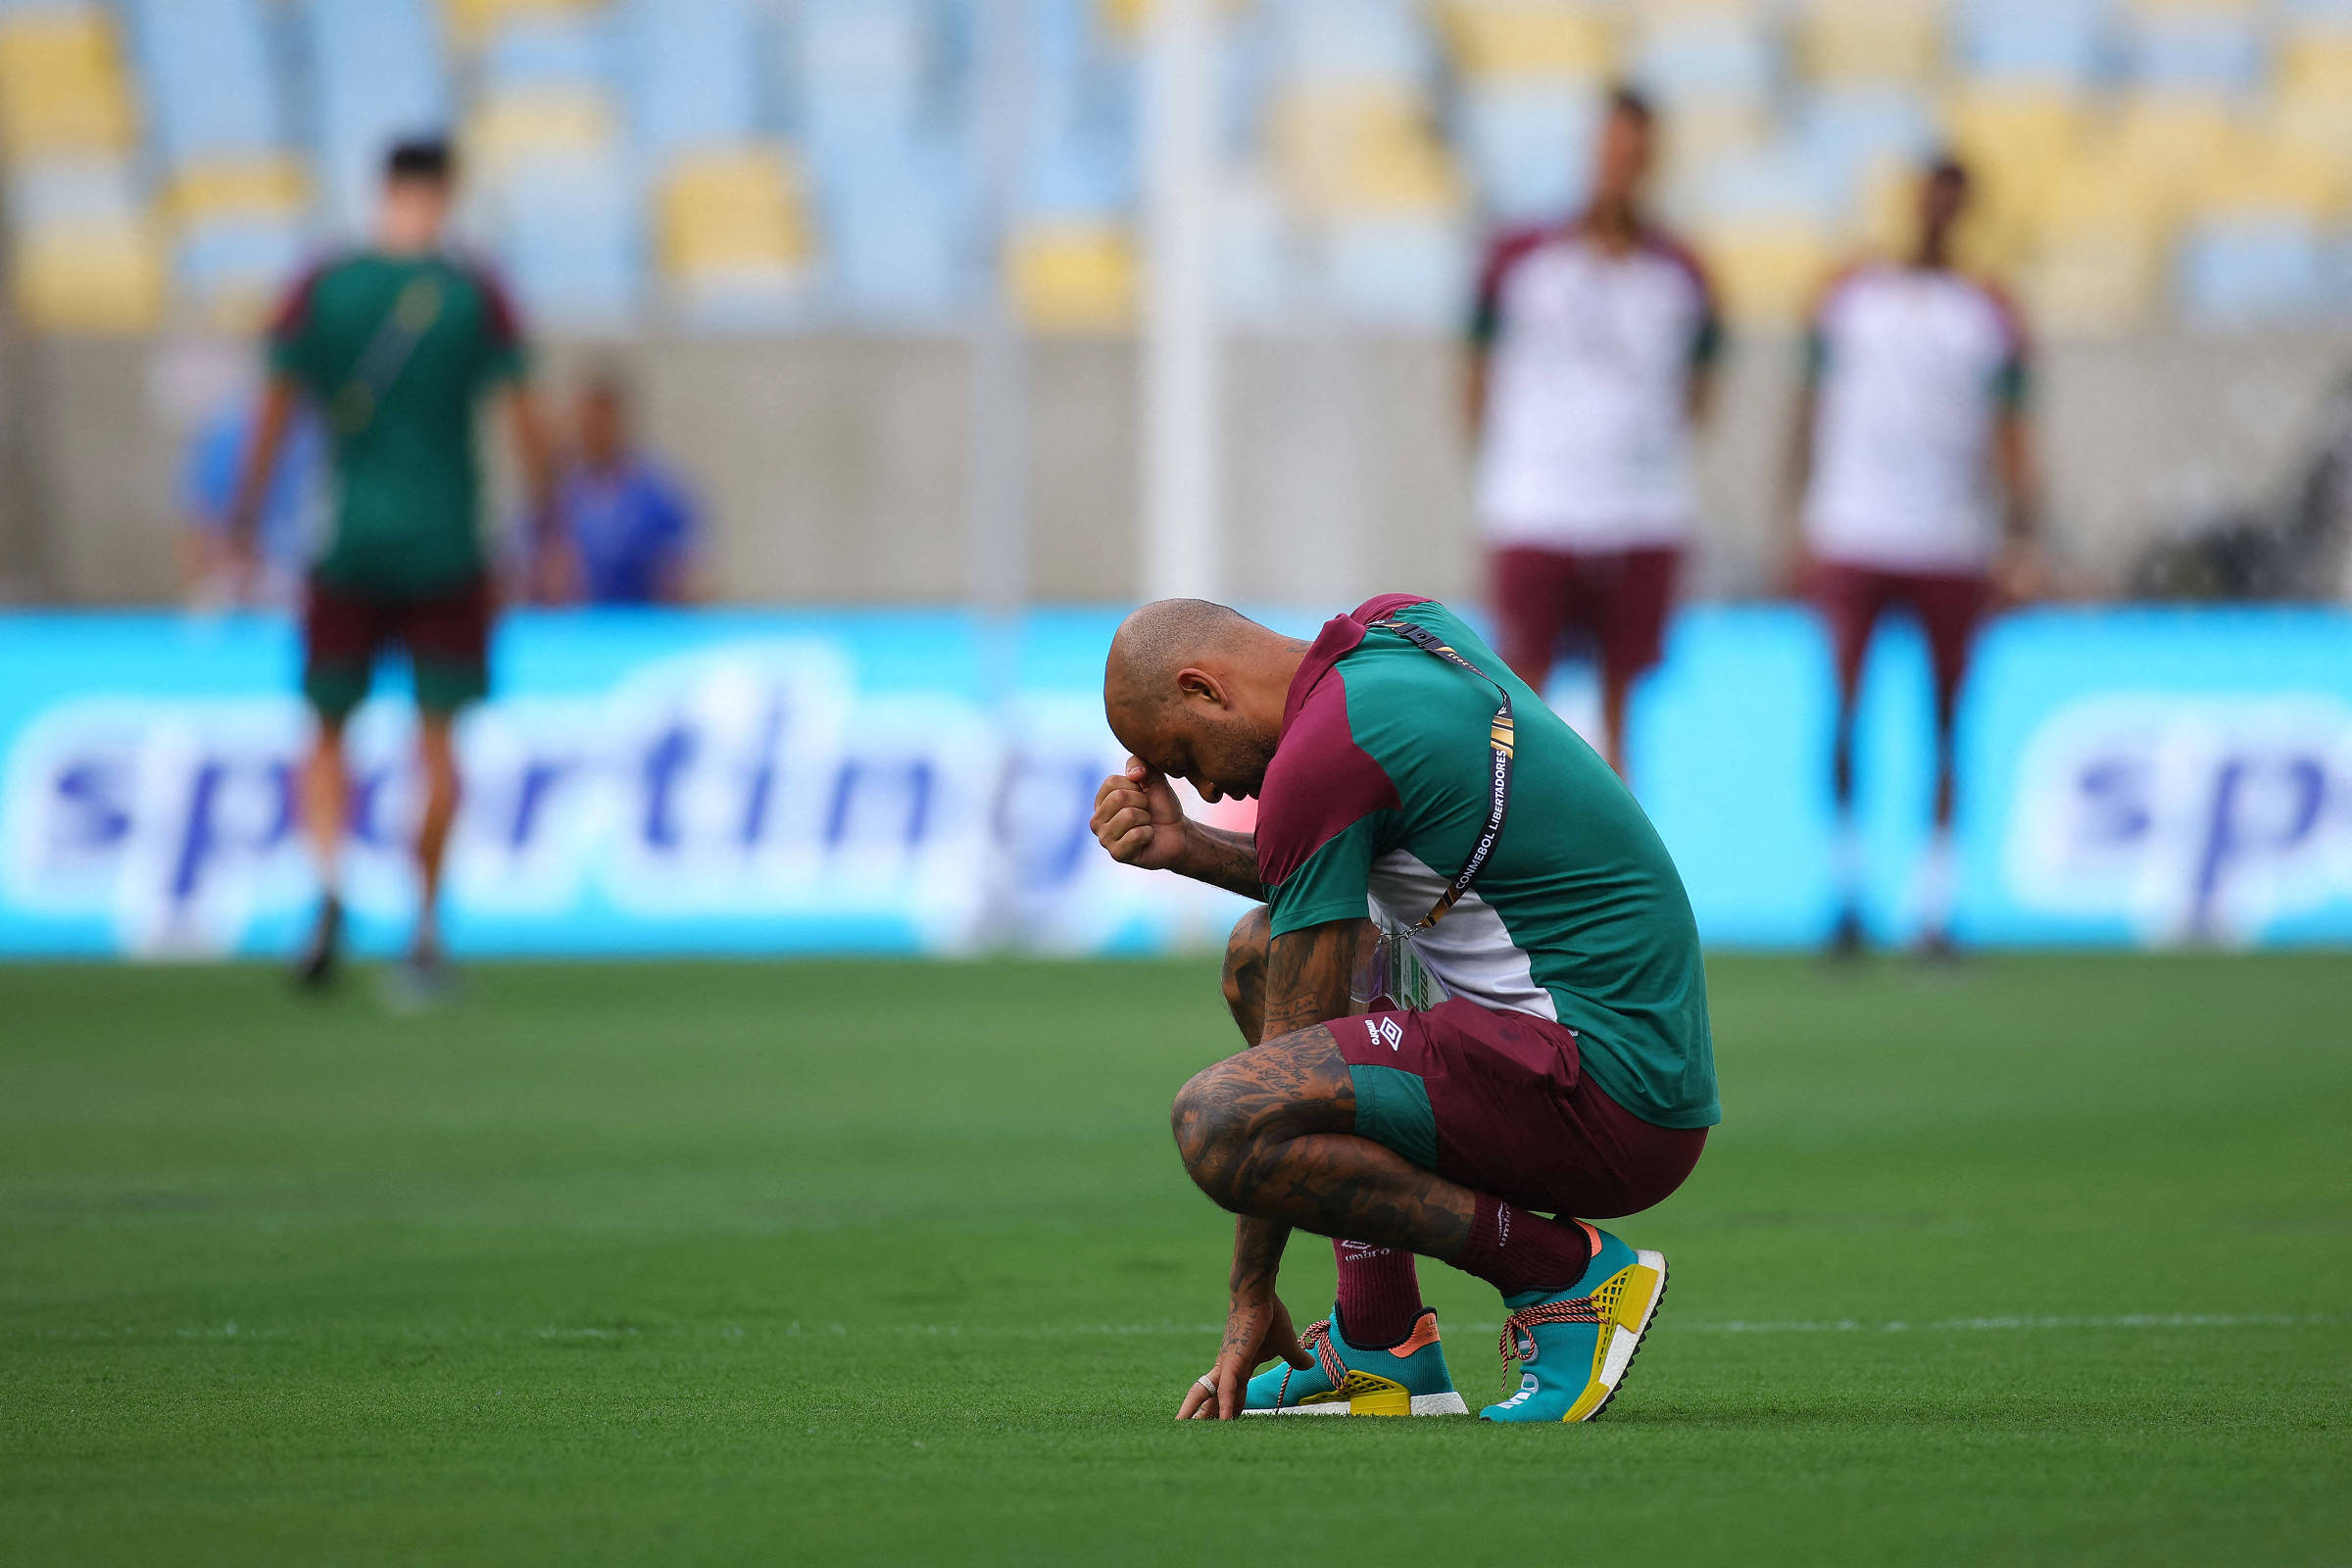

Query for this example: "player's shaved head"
[1104,599,1255,721]
[1102,600,1307,803]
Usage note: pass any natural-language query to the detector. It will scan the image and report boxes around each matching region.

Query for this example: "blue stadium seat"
[2178,216,2332,328]
[1265,0,1430,91]
[497,160,642,329]
[176,216,306,306]
[813,138,976,320]
[1799,88,1937,193]
[628,0,760,162]
[795,0,934,154]
[1327,212,1469,328]
[2129,6,2266,95]
[1635,10,1778,106]
[125,0,281,167]
[482,12,611,93]
[1955,0,2115,87]
[1456,83,1601,224]
[305,0,448,233]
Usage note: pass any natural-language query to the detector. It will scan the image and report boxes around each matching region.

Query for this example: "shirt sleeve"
[470,267,529,388]
[265,267,326,388]
[1265,814,1382,937]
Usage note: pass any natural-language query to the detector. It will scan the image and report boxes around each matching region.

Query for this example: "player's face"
[1920,172,1968,244]
[1592,110,1653,206]
[1135,711,1278,805]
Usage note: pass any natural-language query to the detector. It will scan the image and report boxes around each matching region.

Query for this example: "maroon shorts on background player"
[1809,560,1989,714]
[1490,544,1680,693]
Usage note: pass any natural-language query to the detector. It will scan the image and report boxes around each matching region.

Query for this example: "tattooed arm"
[1177,917,1364,1419]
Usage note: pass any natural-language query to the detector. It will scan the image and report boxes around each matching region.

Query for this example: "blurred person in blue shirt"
[549,375,700,606]
[181,393,325,609]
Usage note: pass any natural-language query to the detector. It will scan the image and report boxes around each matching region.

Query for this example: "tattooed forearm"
[1229,1214,1290,1298]
[1260,921,1362,1040]
[1177,824,1266,900]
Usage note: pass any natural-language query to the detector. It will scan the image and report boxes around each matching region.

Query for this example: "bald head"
[1102,599,1307,804]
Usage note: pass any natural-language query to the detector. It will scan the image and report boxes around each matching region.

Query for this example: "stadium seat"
[494,154,641,329]
[466,86,619,185]
[2123,0,2267,96]
[0,8,138,162]
[2104,92,2241,220]
[1326,211,1472,328]
[1942,87,2091,266]
[2016,153,2168,334]
[1007,218,1135,331]
[1795,0,1944,89]
[1456,82,1603,223]
[1438,1,1615,82]
[1698,215,1836,327]
[6,157,163,330]
[793,0,932,155]
[306,0,449,233]
[1799,88,1938,203]
[1632,5,1778,110]
[1270,85,1459,220]
[1266,0,1433,93]
[480,10,611,90]
[658,145,814,326]
[165,156,308,326]
[1954,0,2114,88]
[2178,214,2332,328]
[124,0,281,169]
[443,0,602,51]
[630,0,760,164]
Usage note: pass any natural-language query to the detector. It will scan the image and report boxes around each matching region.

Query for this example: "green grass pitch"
[2,954,2347,1565]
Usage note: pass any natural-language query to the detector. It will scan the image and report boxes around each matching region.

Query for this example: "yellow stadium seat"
[2015,152,2168,338]
[2193,137,2339,221]
[2098,93,2238,220]
[1940,88,2089,267]
[466,88,617,181]
[1439,2,1615,81]
[2278,28,2352,99]
[166,159,307,224]
[1272,87,1461,218]
[14,218,164,333]
[1007,220,1137,332]
[659,147,812,283]
[0,11,137,160]
[1698,219,1834,327]
[441,0,602,50]
[1659,100,1768,187]
[1797,0,1943,87]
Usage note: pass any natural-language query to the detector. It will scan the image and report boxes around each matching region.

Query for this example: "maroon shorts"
[1489,545,1680,692]
[1335,997,1706,1221]
[303,572,494,720]
[1809,561,1989,717]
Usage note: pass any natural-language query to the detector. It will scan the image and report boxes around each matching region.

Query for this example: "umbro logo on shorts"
[1363,1016,1404,1053]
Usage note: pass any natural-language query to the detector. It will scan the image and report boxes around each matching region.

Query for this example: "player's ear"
[1175,666,1227,708]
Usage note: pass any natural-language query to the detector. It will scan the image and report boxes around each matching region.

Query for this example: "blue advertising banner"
[3,604,2349,957]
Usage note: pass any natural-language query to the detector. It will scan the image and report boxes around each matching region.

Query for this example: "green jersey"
[268,251,528,598]
[1256,594,1718,1129]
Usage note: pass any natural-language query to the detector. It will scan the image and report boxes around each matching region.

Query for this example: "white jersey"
[1802,262,2028,574]
[1473,221,1720,552]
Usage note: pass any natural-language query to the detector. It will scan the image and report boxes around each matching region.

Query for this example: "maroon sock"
[1452,1194,1595,1299]
[1332,1239,1425,1348]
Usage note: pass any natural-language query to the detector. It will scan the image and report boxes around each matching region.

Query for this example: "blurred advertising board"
[2,605,2350,958]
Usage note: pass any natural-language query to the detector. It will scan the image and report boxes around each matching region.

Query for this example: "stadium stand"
[0,0,2345,335]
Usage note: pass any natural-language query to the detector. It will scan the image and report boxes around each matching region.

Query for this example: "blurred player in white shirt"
[1466,86,1722,778]
[1787,156,2044,956]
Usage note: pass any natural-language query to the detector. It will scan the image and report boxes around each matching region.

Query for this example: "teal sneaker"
[1243,1307,1469,1417]
[1480,1227,1668,1423]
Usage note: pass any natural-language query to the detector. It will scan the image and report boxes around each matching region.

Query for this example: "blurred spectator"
[1785,157,2044,957]
[549,376,701,607]
[179,393,324,610]
[1466,86,1721,777]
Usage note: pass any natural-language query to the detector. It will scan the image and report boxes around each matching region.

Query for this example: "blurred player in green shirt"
[228,138,558,997]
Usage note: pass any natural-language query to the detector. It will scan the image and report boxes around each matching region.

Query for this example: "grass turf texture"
[2,956,2347,1566]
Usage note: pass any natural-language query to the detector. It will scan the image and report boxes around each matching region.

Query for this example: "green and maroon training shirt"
[1257,594,1718,1130]
[268,251,528,600]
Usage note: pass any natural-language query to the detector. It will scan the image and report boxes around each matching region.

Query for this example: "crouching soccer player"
[1093,596,1718,1422]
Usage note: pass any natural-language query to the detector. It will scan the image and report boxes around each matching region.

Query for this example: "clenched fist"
[1091,758,1190,871]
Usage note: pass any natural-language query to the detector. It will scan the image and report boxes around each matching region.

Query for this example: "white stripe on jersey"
[1367,849,1556,1022]
[1803,262,2024,574]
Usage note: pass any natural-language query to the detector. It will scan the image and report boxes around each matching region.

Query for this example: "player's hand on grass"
[1177,1284,1312,1421]
[1092,759,1190,872]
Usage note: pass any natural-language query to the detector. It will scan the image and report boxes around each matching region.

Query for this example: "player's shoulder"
[1958,270,2031,350]
[1477,222,1565,291]
[1258,657,1404,888]
[1636,222,1714,297]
